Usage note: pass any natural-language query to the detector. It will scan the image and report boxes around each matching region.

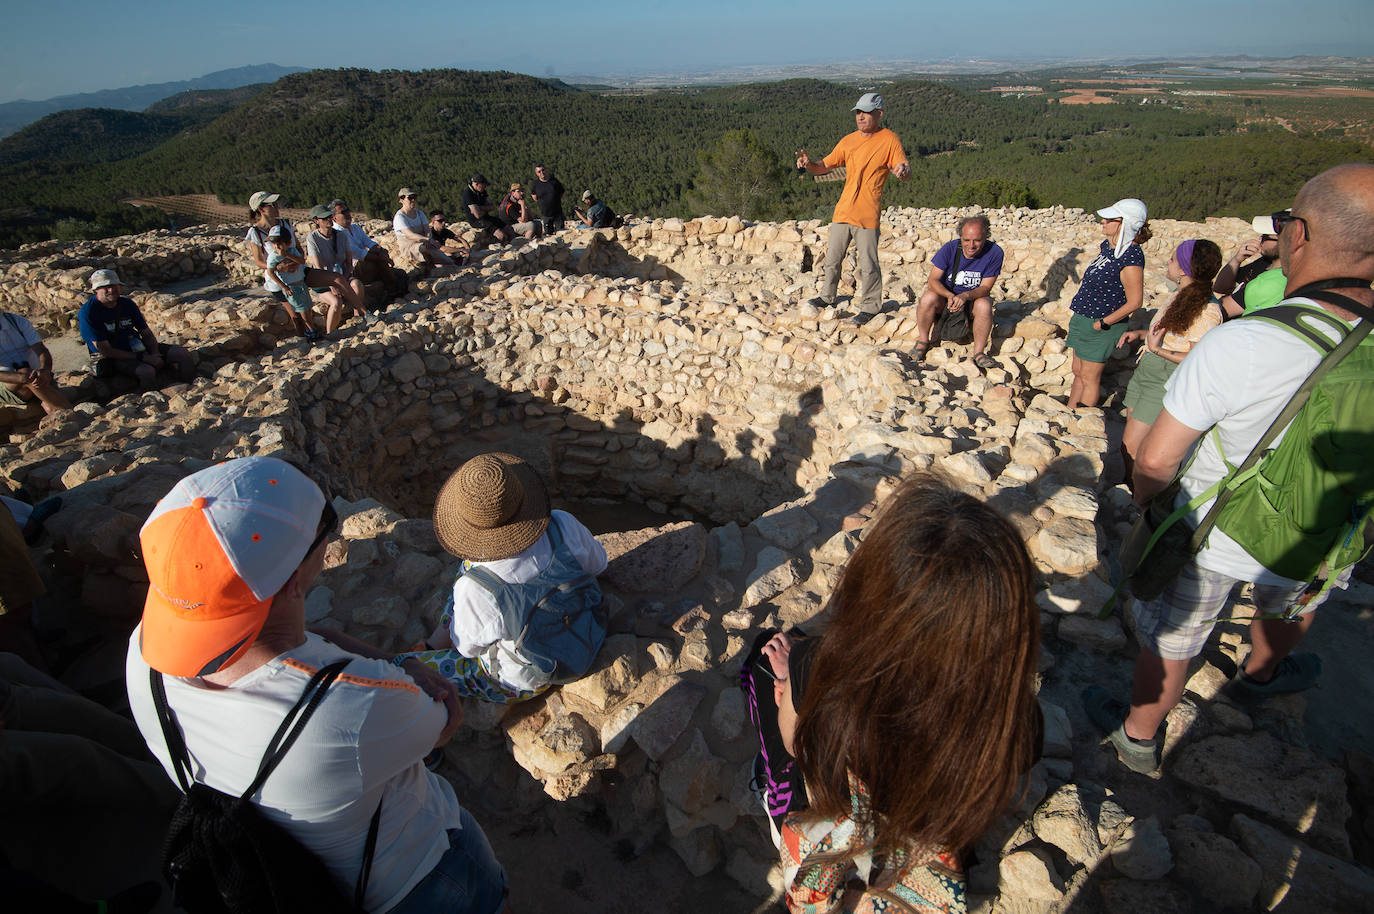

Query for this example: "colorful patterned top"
[780,773,965,913]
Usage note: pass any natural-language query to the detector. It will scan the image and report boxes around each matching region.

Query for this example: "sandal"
[910,339,932,363]
[972,352,997,371]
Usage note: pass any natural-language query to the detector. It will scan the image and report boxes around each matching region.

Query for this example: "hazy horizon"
[3,0,1372,105]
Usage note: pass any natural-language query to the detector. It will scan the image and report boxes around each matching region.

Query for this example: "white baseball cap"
[853,93,884,112]
[90,269,121,290]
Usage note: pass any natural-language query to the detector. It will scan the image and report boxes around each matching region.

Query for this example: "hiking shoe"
[303,327,321,343]
[1227,653,1322,704]
[1082,686,1159,774]
[849,311,877,327]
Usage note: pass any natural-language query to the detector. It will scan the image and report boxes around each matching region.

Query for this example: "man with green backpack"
[1084,163,1374,774]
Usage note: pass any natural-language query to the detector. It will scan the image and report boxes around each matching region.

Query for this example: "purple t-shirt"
[933,239,1004,295]
[1070,240,1145,319]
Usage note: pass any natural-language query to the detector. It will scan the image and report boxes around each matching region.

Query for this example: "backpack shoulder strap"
[1242,303,1345,356]
[244,658,351,798]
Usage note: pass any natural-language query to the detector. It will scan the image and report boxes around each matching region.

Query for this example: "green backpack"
[1212,298,1374,592]
[1102,284,1374,620]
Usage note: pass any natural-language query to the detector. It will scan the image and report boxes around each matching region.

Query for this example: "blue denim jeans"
[386,807,507,914]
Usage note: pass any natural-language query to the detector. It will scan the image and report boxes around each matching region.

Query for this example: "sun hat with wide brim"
[433,452,550,560]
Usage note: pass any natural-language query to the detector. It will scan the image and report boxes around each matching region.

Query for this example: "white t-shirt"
[1162,297,1349,586]
[0,311,41,371]
[246,221,297,293]
[126,630,462,913]
[450,510,608,691]
[393,208,429,238]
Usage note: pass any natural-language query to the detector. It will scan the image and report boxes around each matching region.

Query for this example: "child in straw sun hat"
[394,452,608,702]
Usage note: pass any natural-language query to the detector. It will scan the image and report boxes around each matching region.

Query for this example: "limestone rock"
[1231,813,1374,913]
[601,521,708,593]
[1032,516,1099,574]
[1032,784,1105,865]
[1169,825,1260,909]
[1108,816,1172,880]
[1175,732,1353,857]
[998,848,1064,902]
[712,522,745,572]
[742,546,804,608]
[748,498,819,550]
[1057,614,1127,652]
[625,674,707,761]
[1038,698,1073,759]
[660,729,725,816]
[1097,879,1193,914]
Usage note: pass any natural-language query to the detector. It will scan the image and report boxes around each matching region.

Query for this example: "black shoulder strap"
[950,242,961,279]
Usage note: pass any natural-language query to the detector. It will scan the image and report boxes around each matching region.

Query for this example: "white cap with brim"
[853,93,883,112]
[1097,198,1148,258]
[90,269,120,290]
[249,191,280,211]
[1251,209,1288,236]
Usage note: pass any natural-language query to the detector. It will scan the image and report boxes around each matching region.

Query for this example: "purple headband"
[1174,240,1197,278]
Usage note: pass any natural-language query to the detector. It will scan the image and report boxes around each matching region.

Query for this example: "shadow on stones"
[1040,246,1084,304]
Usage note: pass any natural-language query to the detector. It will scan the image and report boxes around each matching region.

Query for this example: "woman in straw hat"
[395,453,608,702]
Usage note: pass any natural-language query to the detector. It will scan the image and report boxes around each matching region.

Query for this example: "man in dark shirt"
[461,174,512,244]
[428,211,469,264]
[531,164,566,232]
[77,270,192,386]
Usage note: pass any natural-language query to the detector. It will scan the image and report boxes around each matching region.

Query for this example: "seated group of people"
[394,169,619,275]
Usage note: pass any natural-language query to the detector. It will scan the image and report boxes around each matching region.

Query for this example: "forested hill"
[2,67,1368,247]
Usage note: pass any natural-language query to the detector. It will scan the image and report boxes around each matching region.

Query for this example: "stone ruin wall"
[5,205,1373,913]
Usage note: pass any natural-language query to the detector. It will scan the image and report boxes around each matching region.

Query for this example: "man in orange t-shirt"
[798,93,910,323]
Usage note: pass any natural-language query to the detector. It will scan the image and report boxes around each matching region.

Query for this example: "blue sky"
[3,0,1371,103]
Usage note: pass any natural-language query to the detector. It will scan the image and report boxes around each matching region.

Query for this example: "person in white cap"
[0,307,70,416]
[1216,211,1287,317]
[125,457,510,913]
[797,92,910,323]
[78,270,193,386]
[1065,198,1149,409]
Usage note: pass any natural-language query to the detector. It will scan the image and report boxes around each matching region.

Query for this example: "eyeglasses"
[337,209,351,217]
[434,218,447,224]
[1271,210,1309,241]
[307,501,338,557]
[401,194,417,200]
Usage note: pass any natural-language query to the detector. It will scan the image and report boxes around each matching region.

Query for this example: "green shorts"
[0,384,27,406]
[1066,313,1127,364]
[1122,351,1177,425]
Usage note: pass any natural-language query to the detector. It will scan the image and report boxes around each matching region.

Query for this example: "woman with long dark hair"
[1117,239,1224,476]
[751,473,1041,912]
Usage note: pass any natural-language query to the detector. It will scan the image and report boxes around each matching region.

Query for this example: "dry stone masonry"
[4,204,1372,913]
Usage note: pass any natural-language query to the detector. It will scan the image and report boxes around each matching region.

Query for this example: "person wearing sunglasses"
[125,457,510,913]
[1216,211,1288,318]
[393,188,458,277]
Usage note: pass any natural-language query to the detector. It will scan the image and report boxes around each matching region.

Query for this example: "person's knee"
[917,290,942,312]
[973,297,994,317]
[134,363,156,385]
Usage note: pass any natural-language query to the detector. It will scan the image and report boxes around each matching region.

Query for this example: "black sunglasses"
[1271,211,1309,241]
[402,194,417,200]
[307,501,338,556]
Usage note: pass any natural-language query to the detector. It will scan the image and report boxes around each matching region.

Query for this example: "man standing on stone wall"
[798,93,910,324]
[1083,163,1374,775]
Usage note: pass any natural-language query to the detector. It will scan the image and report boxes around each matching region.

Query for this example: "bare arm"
[1144,325,1189,364]
[1132,408,1204,505]
[795,148,835,176]
[1094,264,1144,329]
[1213,240,1261,295]
[925,266,953,301]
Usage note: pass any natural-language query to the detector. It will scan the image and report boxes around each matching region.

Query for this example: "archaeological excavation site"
[4,206,1373,913]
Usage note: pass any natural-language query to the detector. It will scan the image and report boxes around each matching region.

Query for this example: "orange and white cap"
[139,457,325,677]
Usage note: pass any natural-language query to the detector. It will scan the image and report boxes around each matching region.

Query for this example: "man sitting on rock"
[912,214,1004,370]
[77,270,192,386]
[428,210,470,264]
[0,310,70,417]
[125,456,509,912]
[498,184,541,240]
[462,175,513,245]
[330,200,409,303]
[573,190,619,229]
[395,452,608,704]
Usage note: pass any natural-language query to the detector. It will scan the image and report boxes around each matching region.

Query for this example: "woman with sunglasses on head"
[1066,198,1150,409]
[1116,239,1223,482]
[753,472,1041,913]
[393,187,457,277]
[245,191,366,341]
